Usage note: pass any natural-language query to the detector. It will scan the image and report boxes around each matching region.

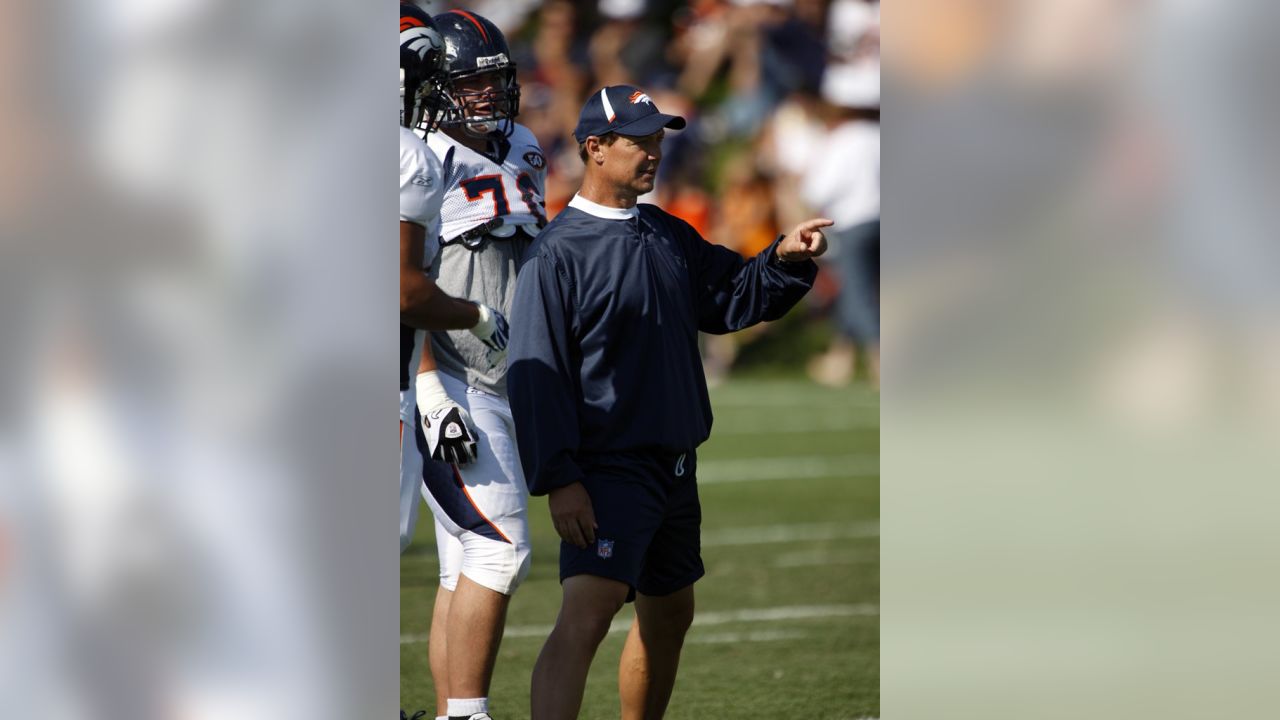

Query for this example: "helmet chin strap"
[458,115,516,141]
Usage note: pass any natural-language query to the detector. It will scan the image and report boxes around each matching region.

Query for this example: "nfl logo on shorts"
[597,539,614,559]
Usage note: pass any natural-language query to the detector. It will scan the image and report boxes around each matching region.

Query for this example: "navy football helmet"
[400,2,450,131]
[432,9,521,139]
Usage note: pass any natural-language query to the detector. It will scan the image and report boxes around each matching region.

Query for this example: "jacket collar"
[568,193,639,221]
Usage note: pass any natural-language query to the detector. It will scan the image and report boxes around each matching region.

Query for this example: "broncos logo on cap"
[629,91,653,106]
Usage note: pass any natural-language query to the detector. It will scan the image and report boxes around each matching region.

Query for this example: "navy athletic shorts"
[559,448,705,601]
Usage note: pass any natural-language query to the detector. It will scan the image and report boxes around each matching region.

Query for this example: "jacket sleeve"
[686,224,819,335]
[507,250,584,496]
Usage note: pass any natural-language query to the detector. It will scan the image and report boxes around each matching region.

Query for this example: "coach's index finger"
[797,217,834,238]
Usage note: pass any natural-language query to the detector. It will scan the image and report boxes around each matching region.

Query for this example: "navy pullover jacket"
[508,196,817,496]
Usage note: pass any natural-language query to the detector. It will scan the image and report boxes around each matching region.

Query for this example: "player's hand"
[776,217,833,262]
[416,369,478,464]
[421,398,479,464]
[469,303,509,368]
[548,482,597,549]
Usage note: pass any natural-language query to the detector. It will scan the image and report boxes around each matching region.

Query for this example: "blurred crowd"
[433,0,881,387]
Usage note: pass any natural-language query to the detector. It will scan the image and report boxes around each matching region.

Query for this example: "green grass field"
[401,378,879,719]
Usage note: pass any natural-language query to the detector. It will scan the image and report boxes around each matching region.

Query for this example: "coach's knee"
[559,576,628,644]
[638,586,696,643]
[658,601,695,637]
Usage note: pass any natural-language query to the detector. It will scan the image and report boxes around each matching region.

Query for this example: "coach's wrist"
[772,238,817,267]
[533,463,585,497]
[769,235,799,264]
[552,476,586,491]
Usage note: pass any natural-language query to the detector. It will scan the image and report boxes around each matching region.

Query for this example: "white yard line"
[714,414,880,435]
[702,521,880,547]
[696,454,878,484]
[773,549,879,568]
[694,604,878,624]
[686,629,808,645]
[401,603,878,645]
[711,394,880,409]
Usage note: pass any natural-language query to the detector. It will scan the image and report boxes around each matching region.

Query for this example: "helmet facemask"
[440,67,521,139]
[400,5,451,132]
[402,68,455,133]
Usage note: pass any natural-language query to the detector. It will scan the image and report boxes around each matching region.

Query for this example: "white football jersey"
[400,126,445,268]
[426,123,547,244]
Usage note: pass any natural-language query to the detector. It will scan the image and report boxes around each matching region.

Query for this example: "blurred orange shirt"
[719,181,776,258]
[666,187,714,240]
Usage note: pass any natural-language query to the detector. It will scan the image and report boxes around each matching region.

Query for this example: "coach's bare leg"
[531,575,630,720]
[619,585,696,720]
[429,586,454,716]
[446,573,512,698]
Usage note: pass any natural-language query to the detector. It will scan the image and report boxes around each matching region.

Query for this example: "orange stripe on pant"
[452,463,512,544]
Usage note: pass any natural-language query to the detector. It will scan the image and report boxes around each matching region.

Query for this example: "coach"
[508,85,830,719]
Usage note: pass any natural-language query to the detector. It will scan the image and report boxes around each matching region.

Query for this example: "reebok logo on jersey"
[412,173,432,188]
[629,91,653,106]
[524,151,546,170]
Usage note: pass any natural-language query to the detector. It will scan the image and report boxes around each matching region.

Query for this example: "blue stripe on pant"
[415,417,512,544]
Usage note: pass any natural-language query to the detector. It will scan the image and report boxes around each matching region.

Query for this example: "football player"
[412,9,544,720]
[399,1,508,562]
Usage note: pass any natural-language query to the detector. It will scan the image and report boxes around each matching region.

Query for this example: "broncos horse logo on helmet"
[432,9,521,139]
[400,2,451,131]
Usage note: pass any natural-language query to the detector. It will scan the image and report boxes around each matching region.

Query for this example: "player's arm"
[399,219,479,329]
[400,220,510,363]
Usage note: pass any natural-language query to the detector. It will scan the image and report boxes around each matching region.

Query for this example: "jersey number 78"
[461,173,545,225]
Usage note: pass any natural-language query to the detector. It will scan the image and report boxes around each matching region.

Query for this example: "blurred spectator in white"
[759,87,827,232]
[804,59,880,386]
[827,0,878,65]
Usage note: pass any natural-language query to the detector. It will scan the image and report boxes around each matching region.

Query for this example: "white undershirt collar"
[568,193,639,220]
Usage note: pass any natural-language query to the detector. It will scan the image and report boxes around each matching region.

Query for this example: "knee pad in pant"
[459,535,532,596]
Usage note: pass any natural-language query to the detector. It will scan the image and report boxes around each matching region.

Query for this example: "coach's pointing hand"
[776,218,833,262]
[549,482,597,549]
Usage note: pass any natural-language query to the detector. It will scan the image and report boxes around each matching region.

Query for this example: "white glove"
[469,303,509,368]
[416,370,478,465]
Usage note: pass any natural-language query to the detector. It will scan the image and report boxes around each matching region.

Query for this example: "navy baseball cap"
[573,85,687,143]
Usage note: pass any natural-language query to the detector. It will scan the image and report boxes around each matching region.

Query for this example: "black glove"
[421,401,478,464]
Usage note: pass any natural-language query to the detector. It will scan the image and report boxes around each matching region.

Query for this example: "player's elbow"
[399,269,416,315]
[399,271,435,315]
